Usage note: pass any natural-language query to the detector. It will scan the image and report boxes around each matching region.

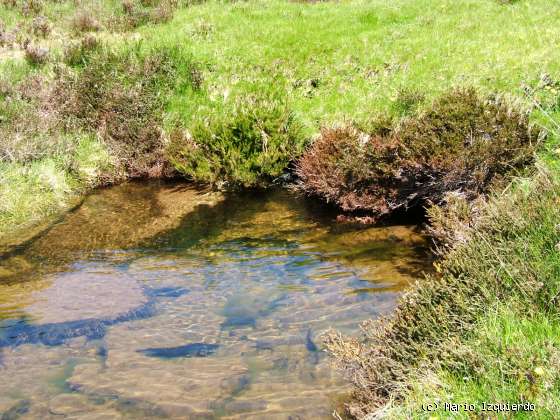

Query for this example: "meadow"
[2,0,560,417]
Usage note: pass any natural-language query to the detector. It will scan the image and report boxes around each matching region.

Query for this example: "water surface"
[0,182,429,419]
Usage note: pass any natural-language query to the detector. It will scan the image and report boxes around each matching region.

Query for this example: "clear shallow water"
[0,182,429,419]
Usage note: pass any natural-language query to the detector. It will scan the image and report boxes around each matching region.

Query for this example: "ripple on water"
[0,185,430,419]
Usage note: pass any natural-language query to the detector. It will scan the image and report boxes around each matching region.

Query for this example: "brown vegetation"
[296,88,541,222]
[71,10,102,33]
[23,40,49,65]
[56,46,199,180]
[111,0,177,31]
[63,34,100,66]
[0,20,17,47]
[21,0,43,16]
[0,74,66,163]
[31,15,51,38]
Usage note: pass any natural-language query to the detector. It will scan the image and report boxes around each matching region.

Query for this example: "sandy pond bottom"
[0,182,429,419]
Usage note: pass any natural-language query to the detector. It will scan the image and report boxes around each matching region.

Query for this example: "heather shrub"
[0,74,69,163]
[31,15,51,38]
[297,88,541,220]
[63,34,100,66]
[57,46,199,179]
[0,20,6,45]
[71,10,101,33]
[150,2,174,24]
[0,20,17,48]
[23,42,49,65]
[21,0,43,16]
[168,93,306,188]
[112,0,177,31]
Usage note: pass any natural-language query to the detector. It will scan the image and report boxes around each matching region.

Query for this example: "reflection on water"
[0,182,430,419]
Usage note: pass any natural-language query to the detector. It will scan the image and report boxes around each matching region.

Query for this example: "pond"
[0,182,429,419]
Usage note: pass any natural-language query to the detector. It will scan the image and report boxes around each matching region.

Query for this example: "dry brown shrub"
[63,34,100,66]
[107,0,179,31]
[0,20,7,46]
[122,0,136,14]
[71,10,101,33]
[296,88,540,222]
[23,41,49,65]
[150,2,174,24]
[140,0,159,6]
[31,15,51,37]
[0,20,18,48]
[21,0,43,16]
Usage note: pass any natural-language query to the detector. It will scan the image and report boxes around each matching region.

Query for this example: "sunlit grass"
[389,307,560,419]
[137,0,560,130]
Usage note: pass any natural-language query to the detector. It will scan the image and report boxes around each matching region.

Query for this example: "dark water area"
[0,182,430,419]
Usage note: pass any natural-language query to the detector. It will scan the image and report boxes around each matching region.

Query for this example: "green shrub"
[297,88,541,220]
[168,93,306,188]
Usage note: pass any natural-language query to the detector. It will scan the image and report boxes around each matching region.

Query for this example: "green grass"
[0,134,111,239]
[138,0,560,129]
[389,307,560,419]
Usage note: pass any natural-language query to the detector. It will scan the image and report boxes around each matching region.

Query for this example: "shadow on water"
[0,286,190,349]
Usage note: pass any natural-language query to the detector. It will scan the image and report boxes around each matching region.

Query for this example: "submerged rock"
[0,400,31,420]
[137,343,219,359]
[0,287,194,349]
